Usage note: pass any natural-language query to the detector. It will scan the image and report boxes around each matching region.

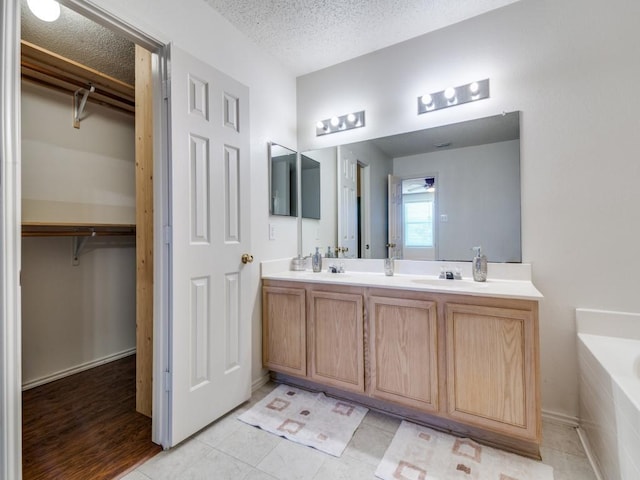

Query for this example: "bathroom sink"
[411,278,486,287]
[297,271,351,278]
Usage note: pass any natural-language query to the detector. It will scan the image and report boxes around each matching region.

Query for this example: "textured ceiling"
[20,0,519,84]
[203,0,521,75]
[21,0,135,84]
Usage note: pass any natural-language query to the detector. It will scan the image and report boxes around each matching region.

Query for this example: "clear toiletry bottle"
[384,257,394,276]
[312,247,323,272]
[472,246,487,282]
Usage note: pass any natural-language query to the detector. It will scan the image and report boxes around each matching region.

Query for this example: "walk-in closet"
[20,1,156,477]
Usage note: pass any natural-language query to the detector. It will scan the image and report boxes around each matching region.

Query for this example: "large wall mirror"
[301,112,521,262]
[269,142,297,217]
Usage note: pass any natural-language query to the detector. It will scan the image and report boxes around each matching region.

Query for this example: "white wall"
[394,140,520,262]
[297,0,640,419]
[22,237,135,385]
[21,81,136,385]
[22,82,135,224]
[89,0,299,385]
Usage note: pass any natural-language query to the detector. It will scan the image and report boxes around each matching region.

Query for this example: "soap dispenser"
[312,247,323,272]
[472,246,487,282]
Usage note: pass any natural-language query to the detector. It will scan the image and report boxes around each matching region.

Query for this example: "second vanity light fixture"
[316,110,365,136]
[418,79,490,114]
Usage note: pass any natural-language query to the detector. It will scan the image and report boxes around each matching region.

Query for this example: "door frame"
[358,162,371,259]
[1,1,23,478]
[1,1,173,475]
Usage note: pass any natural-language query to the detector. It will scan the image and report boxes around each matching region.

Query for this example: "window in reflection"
[401,176,436,260]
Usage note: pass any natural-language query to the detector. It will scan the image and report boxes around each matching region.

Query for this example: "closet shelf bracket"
[73,84,95,129]
[72,229,95,266]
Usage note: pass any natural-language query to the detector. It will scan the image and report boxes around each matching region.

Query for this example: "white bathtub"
[576,308,640,480]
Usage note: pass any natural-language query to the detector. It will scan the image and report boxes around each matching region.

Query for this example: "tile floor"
[120,383,598,480]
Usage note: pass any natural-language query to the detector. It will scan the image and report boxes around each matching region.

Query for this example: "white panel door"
[337,147,357,257]
[388,175,403,259]
[169,46,251,446]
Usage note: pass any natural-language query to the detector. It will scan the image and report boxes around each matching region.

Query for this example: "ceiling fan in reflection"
[407,178,435,192]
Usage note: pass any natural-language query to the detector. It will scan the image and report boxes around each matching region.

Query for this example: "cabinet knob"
[241,253,254,264]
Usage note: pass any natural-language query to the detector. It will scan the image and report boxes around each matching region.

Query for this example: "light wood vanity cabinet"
[445,302,539,441]
[262,279,541,457]
[369,296,439,412]
[262,285,307,376]
[309,290,364,393]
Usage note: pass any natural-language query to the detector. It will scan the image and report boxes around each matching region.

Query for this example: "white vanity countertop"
[261,259,543,301]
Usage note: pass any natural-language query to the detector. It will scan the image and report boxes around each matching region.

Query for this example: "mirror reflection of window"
[402,177,436,260]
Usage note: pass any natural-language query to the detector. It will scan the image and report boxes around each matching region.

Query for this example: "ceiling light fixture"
[316,110,365,136]
[417,79,490,115]
[27,0,61,22]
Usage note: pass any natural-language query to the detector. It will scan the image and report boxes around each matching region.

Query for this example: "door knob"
[241,253,254,264]
[386,243,396,248]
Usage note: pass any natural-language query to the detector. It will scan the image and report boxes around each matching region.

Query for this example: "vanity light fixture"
[27,0,61,22]
[444,87,456,102]
[418,79,490,115]
[316,110,365,136]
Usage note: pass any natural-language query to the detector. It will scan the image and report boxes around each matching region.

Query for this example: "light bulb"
[469,82,480,95]
[444,87,456,101]
[346,113,357,124]
[316,121,325,130]
[421,94,433,106]
[330,116,340,127]
[27,0,61,22]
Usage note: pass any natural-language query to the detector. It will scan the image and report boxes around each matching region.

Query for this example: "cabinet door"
[262,286,306,376]
[309,291,364,392]
[445,303,538,440]
[369,296,438,412]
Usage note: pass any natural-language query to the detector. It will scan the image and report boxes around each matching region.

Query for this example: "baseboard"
[541,409,579,427]
[22,348,137,391]
[252,373,271,392]
[576,427,604,480]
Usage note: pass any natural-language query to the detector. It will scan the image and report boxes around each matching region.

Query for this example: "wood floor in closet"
[22,355,161,480]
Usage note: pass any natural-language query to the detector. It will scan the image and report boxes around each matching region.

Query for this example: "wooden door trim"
[135,45,153,417]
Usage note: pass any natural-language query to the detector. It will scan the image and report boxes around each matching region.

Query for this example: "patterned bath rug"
[238,384,367,457]
[375,421,554,480]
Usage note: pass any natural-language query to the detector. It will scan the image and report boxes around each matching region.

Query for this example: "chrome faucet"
[328,262,345,273]
[439,266,462,280]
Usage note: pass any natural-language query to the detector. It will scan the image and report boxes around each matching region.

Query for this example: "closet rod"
[21,224,136,238]
[22,230,135,238]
